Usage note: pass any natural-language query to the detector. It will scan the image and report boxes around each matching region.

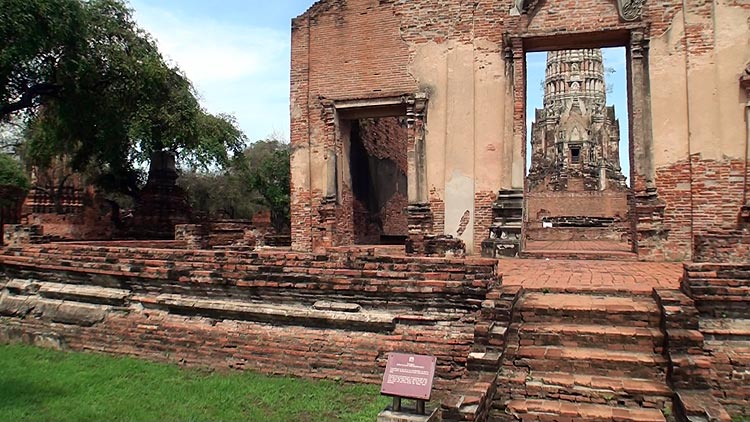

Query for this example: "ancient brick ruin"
[2,0,750,421]
[289,0,750,262]
[525,49,630,247]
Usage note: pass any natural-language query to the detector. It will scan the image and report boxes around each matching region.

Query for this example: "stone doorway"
[508,31,653,259]
[523,47,634,258]
[345,116,409,245]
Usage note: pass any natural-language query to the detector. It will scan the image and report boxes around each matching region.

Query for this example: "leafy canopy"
[0,0,246,196]
[0,153,29,190]
[240,140,291,233]
[179,139,291,233]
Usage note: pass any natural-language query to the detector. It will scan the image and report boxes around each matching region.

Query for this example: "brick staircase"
[497,292,675,422]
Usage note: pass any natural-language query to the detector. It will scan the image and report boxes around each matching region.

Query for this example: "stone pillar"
[629,30,656,193]
[511,38,526,190]
[739,74,750,228]
[629,30,668,258]
[405,94,432,255]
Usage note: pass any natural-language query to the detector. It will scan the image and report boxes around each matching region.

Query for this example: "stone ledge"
[32,298,109,326]
[153,294,399,332]
[38,282,129,306]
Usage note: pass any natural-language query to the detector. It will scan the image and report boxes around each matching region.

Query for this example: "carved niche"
[511,0,646,22]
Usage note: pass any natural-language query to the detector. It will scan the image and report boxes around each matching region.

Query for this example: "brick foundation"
[681,263,750,416]
[0,243,498,394]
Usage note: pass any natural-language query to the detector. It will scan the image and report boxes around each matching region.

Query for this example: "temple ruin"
[289,0,750,261]
[525,49,630,246]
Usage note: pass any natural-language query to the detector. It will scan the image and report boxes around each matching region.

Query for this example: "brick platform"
[0,243,500,396]
[2,242,748,421]
[523,240,637,261]
[500,259,682,295]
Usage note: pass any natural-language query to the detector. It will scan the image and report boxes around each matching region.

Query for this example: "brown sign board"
[380,353,437,401]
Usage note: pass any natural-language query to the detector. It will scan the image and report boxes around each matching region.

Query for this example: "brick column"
[405,94,432,255]
[629,30,668,259]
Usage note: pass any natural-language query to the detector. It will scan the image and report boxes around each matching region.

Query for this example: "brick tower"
[528,49,626,192]
[526,49,629,243]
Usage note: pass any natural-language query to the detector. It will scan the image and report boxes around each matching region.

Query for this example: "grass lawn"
[0,343,389,422]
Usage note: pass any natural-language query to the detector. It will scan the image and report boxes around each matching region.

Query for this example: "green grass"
[0,343,390,422]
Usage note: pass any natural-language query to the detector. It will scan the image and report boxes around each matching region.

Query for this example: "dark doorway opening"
[347,116,408,245]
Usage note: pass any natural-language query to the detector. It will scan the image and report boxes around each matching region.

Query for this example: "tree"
[238,139,290,233]
[179,170,263,221]
[1,0,245,199]
[0,154,29,191]
[0,118,26,156]
[0,153,30,245]
[179,138,291,233]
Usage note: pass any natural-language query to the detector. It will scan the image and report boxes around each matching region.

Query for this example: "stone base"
[481,239,519,258]
[377,406,439,422]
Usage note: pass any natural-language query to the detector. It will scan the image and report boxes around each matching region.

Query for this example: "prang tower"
[528,49,627,192]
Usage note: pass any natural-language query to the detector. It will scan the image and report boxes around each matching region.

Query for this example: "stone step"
[515,346,667,380]
[506,399,666,422]
[705,339,750,368]
[467,350,502,372]
[520,293,661,327]
[520,249,638,261]
[700,318,750,340]
[441,374,497,422]
[519,323,663,352]
[674,390,732,422]
[514,372,672,409]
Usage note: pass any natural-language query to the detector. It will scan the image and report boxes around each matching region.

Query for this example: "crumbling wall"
[290,0,750,259]
[0,243,499,392]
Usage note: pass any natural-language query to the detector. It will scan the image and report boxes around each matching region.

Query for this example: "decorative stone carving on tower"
[528,49,627,194]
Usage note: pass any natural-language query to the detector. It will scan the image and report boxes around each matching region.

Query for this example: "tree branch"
[0,82,61,119]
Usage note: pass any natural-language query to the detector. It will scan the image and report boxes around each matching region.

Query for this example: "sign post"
[379,352,437,418]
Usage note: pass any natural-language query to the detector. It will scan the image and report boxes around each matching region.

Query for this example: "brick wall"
[291,0,749,259]
[0,243,499,393]
[682,263,750,415]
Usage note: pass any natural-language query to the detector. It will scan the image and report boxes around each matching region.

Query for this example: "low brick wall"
[682,263,750,416]
[682,263,750,318]
[0,244,499,394]
[694,232,750,263]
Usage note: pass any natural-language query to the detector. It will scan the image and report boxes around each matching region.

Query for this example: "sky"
[526,48,630,182]
[129,0,313,143]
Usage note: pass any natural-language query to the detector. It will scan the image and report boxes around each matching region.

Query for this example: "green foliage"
[1,0,246,197]
[0,343,388,422]
[179,169,262,221]
[180,138,291,232]
[0,153,29,190]
[237,139,291,233]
